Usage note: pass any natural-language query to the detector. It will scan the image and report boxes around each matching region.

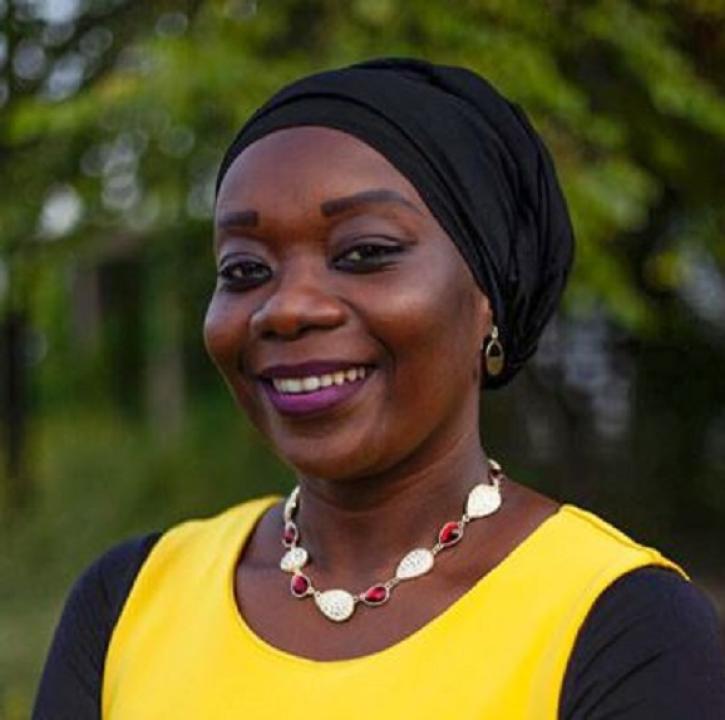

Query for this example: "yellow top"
[103,497,687,719]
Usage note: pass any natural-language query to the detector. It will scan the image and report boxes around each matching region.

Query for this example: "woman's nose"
[249,263,347,340]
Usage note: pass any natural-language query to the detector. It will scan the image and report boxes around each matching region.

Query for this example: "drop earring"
[482,325,505,377]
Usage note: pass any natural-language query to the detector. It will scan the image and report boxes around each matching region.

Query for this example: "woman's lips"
[259,369,374,417]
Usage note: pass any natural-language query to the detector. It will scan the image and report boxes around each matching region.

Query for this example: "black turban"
[215,58,575,388]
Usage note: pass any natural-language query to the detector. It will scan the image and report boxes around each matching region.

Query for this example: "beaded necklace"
[279,459,504,622]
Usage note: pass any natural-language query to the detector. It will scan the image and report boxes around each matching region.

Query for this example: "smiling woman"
[206,125,489,481]
[33,59,725,720]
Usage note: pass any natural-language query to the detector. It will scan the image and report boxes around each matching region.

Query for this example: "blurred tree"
[0,0,723,520]
[0,0,204,502]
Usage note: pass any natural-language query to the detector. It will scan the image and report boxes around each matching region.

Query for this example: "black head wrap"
[216,58,575,388]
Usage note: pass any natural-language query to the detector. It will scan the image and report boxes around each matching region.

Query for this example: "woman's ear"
[474,290,493,351]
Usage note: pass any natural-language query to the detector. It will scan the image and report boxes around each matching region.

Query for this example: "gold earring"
[483,325,505,377]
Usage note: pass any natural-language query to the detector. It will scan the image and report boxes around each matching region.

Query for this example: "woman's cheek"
[375,280,458,356]
[204,295,269,422]
[203,294,247,386]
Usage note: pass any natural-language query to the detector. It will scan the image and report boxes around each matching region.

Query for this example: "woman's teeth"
[271,366,368,394]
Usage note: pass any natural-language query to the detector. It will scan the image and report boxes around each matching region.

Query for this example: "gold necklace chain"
[279,459,505,622]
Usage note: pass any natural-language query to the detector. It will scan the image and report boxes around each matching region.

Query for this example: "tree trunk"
[1,310,29,510]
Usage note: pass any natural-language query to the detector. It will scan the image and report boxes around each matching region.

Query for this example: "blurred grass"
[0,396,290,718]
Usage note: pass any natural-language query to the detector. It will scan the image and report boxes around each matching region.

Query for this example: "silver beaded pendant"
[315,590,356,622]
[279,459,504,622]
[396,549,434,579]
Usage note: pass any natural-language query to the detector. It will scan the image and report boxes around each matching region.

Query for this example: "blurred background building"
[1,0,724,715]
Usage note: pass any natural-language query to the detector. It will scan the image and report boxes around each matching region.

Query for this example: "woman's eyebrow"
[215,189,420,229]
[320,189,422,217]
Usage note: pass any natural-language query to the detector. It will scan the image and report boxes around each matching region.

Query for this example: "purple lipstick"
[258,362,375,417]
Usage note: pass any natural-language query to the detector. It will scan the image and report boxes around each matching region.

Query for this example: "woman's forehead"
[215,126,426,213]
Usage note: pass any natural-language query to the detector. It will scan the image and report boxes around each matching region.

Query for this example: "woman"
[34,58,724,719]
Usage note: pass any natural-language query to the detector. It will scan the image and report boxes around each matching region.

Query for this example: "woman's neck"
[292,422,490,587]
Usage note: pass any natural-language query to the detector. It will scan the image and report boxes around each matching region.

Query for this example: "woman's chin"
[274,422,396,481]
[280,441,383,482]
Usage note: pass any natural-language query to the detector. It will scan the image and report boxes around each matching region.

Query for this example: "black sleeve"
[32,532,161,720]
[560,565,725,719]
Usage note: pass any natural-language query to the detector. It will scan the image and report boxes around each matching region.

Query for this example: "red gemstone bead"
[439,521,463,547]
[362,584,389,606]
[290,573,310,597]
[283,521,298,546]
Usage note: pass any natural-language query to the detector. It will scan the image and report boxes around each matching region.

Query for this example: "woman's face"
[205,127,490,481]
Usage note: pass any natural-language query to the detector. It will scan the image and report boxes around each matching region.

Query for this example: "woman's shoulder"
[550,501,724,716]
[86,532,163,606]
[75,495,282,595]
[560,563,725,718]
[163,494,283,538]
[32,532,162,719]
[53,531,163,642]
[557,503,681,554]
[538,503,689,583]
[143,494,282,567]
[33,496,281,719]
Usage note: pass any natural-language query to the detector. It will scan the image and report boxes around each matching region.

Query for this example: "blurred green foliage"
[1,0,725,716]
[3,0,725,327]
[0,401,287,716]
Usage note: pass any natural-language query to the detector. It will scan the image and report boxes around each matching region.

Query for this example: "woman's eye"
[335,242,404,270]
[218,261,271,288]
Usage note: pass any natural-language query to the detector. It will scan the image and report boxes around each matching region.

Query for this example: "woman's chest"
[104,554,569,720]
[234,560,492,661]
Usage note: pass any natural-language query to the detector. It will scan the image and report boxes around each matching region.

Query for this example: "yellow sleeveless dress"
[102,497,687,719]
